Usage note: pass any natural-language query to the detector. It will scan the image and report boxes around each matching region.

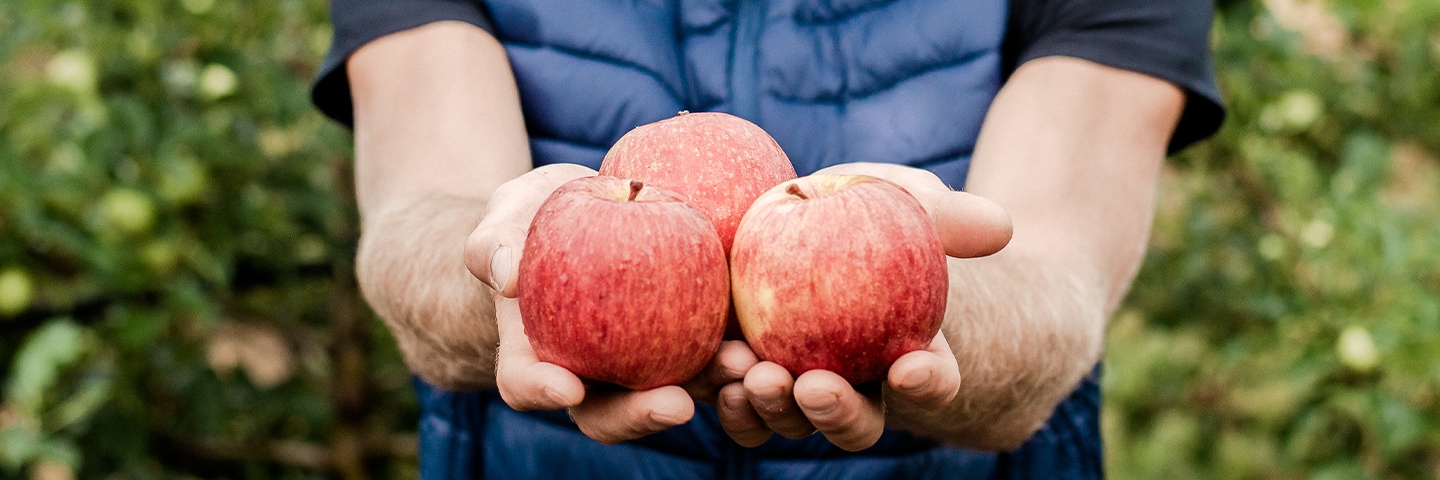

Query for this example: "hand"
[717,162,1013,451]
[463,163,755,444]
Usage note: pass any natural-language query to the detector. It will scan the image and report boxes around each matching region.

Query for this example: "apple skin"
[729,175,949,385]
[518,176,730,390]
[598,112,798,253]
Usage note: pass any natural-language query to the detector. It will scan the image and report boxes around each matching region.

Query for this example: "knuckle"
[462,237,493,277]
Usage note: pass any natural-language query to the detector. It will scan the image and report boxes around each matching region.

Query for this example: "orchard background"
[1,0,1437,478]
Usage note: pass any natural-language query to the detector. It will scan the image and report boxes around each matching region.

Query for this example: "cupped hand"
[718,162,1012,451]
[463,163,757,444]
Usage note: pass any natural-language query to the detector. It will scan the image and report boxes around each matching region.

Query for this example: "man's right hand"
[350,21,755,442]
[464,163,757,444]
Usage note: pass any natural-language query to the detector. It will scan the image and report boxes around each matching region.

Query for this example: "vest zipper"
[730,0,765,120]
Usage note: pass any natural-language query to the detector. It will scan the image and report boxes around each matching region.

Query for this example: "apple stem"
[785,183,808,200]
[628,180,644,201]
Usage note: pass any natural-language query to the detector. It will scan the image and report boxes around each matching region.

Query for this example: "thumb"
[463,163,598,296]
[465,222,527,297]
[914,190,1013,258]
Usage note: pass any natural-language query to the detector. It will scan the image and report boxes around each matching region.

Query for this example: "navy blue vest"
[419,1,1103,478]
[493,0,1003,187]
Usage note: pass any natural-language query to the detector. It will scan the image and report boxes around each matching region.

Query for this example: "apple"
[599,111,797,253]
[518,176,730,390]
[729,175,949,384]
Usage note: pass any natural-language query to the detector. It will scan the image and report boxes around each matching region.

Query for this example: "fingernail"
[900,368,933,393]
[720,390,746,413]
[750,385,788,412]
[648,409,685,426]
[490,245,512,292]
[753,396,785,415]
[805,392,840,416]
[541,386,570,407]
[721,366,746,381]
[719,393,737,412]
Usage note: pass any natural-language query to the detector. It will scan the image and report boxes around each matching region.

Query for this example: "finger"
[886,333,962,410]
[464,163,596,295]
[716,382,773,447]
[570,385,695,445]
[809,163,1011,258]
[494,296,585,411]
[811,162,948,190]
[913,189,1013,258]
[744,362,816,439]
[682,340,760,403]
[793,370,886,452]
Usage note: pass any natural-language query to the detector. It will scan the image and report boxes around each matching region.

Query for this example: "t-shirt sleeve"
[311,0,494,127]
[1002,0,1226,153]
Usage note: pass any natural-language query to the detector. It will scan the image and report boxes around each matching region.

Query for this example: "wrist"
[886,252,1106,449]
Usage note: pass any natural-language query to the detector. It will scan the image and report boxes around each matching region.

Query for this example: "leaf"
[46,373,113,433]
[0,424,41,470]
[5,320,87,416]
[1374,396,1426,460]
[27,437,79,473]
[1340,131,1391,189]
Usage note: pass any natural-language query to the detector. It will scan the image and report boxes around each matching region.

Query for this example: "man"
[312,0,1224,477]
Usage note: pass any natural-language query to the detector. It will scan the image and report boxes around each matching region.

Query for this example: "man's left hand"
[716,162,1012,451]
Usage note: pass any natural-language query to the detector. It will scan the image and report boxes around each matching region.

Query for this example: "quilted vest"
[418,1,1103,478]
[493,0,1004,187]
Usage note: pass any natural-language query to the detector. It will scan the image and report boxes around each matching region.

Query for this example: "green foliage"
[1106,0,1440,478]
[0,0,415,477]
[0,0,1436,477]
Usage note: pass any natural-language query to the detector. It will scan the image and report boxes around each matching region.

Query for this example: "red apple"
[599,111,797,253]
[729,175,948,384]
[519,176,729,390]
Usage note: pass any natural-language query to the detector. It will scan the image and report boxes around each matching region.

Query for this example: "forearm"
[888,56,1183,449]
[358,196,498,390]
[348,22,531,389]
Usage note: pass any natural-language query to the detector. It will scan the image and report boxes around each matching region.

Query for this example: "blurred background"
[0,0,1437,478]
